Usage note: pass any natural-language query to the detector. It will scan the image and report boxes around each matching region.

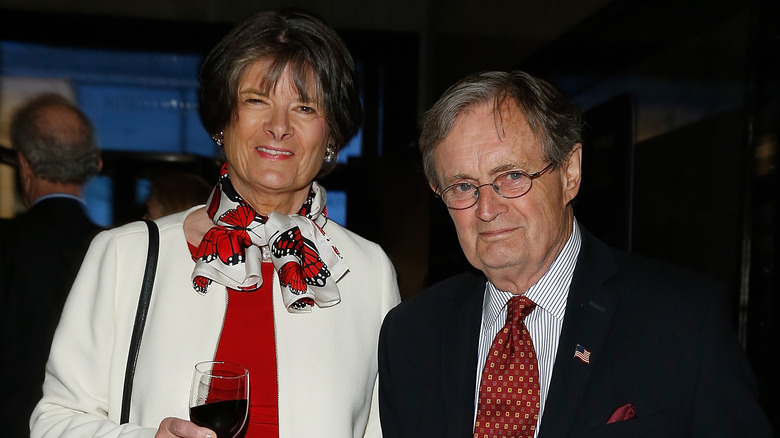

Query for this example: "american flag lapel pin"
[574,344,591,364]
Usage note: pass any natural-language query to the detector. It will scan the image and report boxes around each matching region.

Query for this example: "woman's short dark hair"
[199,9,362,173]
[419,70,583,186]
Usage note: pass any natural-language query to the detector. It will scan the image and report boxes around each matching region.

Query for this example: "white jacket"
[31,207,401,437]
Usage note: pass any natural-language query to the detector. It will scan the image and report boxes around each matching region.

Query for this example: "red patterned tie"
[474,295,539,438]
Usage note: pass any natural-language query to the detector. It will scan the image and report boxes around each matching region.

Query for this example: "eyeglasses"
[437,163,555,210]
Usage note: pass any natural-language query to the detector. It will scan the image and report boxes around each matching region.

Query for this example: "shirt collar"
[482,218,582,328]
[32,193,86,207]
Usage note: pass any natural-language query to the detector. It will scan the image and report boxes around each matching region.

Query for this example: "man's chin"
[474,241,522,266]
[475,256,523,276]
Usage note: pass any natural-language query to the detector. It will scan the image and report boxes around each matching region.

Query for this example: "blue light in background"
[83,176,113,227]
[338,128,362,164]
[326,190,347,226]
[0,41,201,87]
[77,85,212,153]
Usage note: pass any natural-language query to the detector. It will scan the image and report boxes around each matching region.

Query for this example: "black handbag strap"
[120,219,159,424]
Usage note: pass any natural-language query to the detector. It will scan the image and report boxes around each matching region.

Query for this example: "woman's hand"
[155,417,215,438]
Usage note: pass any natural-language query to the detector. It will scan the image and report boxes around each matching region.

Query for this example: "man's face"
[431,101,581,292]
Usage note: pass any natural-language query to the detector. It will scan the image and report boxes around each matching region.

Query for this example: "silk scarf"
[191,163,348,313]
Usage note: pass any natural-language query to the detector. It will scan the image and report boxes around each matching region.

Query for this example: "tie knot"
[507,295,536,326]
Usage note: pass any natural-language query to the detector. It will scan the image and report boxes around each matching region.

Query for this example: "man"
[378,71,772,437]
[0,94,102,437]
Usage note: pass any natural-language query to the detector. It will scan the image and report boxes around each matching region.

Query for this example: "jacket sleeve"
[30,228,158,438]
[689,283,773,437]
[377,306,401,438]
[363,244,401,438]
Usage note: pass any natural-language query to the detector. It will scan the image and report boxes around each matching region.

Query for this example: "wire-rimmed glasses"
[438,163,555,210]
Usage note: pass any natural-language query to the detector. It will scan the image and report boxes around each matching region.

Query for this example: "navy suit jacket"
[378,227,772,437]
[0,197,101,437]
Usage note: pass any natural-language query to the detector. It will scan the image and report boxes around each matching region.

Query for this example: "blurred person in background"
[0,93,102,438]
[31,9,400,438]
[144,171,212,220]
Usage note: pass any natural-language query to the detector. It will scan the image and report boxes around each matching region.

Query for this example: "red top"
[190,244,279,437]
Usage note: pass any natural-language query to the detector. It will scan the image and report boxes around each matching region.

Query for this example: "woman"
[31,10,400,438]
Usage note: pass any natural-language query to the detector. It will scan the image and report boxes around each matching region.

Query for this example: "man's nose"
[474,183,506,220]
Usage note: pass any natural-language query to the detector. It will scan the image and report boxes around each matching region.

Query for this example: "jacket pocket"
[575,409,686,438]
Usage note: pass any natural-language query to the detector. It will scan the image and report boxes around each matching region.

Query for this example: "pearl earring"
[212,131,224,147]
[324,145,336,163]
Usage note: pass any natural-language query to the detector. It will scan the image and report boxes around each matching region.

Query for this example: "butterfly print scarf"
[191,163,348,313]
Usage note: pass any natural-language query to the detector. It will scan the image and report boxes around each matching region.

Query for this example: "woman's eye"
[298,105,315,114]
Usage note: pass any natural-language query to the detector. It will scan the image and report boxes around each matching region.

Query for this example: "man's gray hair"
[419,71,583,186]
[11,93,100,184]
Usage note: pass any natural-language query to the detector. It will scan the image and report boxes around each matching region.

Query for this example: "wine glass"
[189,361,249,438]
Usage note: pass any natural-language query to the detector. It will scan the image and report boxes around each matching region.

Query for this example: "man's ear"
[16,153,34,184]
[17,152,30,173]
[429,181,439,195]
[562,143,582,204]
[16,153,35,206]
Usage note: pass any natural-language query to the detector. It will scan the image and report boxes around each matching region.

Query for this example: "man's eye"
[506,172,525,181]
[454,183,475,193]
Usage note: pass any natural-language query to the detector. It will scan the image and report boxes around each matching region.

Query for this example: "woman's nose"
[264,108,293,140]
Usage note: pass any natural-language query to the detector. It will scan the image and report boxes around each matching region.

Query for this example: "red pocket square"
[607,403,636,423]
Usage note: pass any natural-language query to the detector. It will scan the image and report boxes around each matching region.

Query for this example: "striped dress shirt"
[474,219,582,437]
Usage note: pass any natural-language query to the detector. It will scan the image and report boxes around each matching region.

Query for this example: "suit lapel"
[441,271,486,436]
[538,229,620,438]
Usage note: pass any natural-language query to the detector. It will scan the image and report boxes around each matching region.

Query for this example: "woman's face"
[222,59,331,214]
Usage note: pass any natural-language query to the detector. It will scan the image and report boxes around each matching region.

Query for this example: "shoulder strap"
[120,219,159,424]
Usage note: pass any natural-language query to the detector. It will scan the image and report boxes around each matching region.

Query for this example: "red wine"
[190,399,248,438]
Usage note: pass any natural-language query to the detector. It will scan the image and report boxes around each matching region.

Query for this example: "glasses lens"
[494,172,532,198]
[442,182,477,209]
